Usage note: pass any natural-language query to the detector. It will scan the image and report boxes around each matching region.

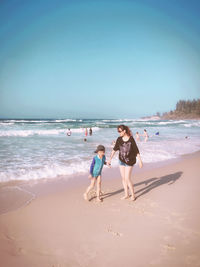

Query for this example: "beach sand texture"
[0,152,200,267]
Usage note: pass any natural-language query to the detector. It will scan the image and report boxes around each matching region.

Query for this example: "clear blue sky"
[0,0,200,119]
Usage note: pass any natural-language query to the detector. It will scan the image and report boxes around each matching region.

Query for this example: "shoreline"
[0,150,200,266]
[0,151,198,215]
[0,152,187,215]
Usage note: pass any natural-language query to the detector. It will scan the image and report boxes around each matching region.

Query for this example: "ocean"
[0,118,200,183]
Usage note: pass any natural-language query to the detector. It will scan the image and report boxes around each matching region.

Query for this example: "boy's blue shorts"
[93,175,101,179]
[92,173,101,178]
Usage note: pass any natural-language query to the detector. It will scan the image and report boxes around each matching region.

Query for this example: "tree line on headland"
[158,99,200,119]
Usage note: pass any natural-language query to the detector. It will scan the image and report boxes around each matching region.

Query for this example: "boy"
[84,145,110,202]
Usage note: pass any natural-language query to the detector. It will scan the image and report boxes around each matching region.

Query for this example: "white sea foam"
[0,127,100,137]
[0,162,87,182]
[0,156,118,182]
[54,119,77,122]
[96,121,106,125]
[0,118,200,183]
[5,120,50,123]
[0,119,81,124]
[102,119,139,123]
[0,122,15,125]
[0,129,65,137]
[70,127,100,133]
[138,116,161,121]
[158,120,185,125]
[1,134,199,183]
[183,121,200,128]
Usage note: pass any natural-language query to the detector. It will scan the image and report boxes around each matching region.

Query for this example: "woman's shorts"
[119,160,130,167]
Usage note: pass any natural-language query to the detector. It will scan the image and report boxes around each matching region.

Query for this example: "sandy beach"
[0,151,200,267]
[1,0,200,265]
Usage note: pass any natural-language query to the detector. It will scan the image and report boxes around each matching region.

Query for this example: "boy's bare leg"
[96,176,102,202]
[84,178,96,201]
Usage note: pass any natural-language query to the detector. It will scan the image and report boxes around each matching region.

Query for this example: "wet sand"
[0,151,200,267]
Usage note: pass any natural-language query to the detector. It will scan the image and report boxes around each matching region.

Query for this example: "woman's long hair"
[117,125,132,137]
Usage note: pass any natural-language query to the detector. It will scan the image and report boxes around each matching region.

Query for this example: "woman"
[108,125,143,201]
[143,129,149,142]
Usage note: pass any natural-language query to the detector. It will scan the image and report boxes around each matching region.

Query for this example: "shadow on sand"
[102,189,124,200]
[135,171,183,199]
[102,171,183,200]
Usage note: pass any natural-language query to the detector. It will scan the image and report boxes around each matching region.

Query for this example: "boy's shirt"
[90,155,106,177]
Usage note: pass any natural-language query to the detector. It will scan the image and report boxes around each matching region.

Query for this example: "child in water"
[84,145,110,202]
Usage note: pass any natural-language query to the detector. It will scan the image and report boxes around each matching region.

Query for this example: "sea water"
[0,118,200,182]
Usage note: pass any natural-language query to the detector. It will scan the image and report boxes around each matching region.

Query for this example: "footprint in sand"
[74,245,97,266]
[5,233,15,241]
[163,235,171,242]
[149,201,158,208]
[17,247,26,255]
[127,197,159,217]
[4,234,26,255]
[128,203,154,216]
[185,255,200,266]
[106,225,123,237]
[163,244,176,251]
[110,208,121,212]
[11,246,27,256]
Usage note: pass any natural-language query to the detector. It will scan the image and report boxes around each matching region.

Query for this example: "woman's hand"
[139,160,143,168]
[137,154,143,168]
[88,174,93,179]
[107,159,112,166]
[106,162,111,168]
[108,150,115,166]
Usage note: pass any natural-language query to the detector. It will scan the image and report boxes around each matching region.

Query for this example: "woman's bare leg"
[119,165,129,199]
[125,166,135,200]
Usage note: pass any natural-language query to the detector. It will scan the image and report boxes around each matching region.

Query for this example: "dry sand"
[0,152,200,267]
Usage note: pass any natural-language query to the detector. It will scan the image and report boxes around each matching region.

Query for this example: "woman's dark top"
[113,136,139,166]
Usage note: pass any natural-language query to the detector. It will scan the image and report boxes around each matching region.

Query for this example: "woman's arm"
[137,153,143,168]
[108,150,116,165]
[108,137,119,165]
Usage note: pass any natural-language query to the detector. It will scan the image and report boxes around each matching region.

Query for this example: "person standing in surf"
[135,131,140,142]
[66,128,71,136]
[143,129,149,142]
[108,125,143,201]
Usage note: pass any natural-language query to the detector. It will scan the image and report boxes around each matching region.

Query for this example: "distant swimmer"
[185,136,189,139]
[155,132,159,136]
[85,128,88,137]
[135,132,140,141]
[66,128,71,136]
[143,129,149,142]
[89,128,93,136]
[84,138,87,142]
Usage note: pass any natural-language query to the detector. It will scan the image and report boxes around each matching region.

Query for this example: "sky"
[0,0,200,119]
